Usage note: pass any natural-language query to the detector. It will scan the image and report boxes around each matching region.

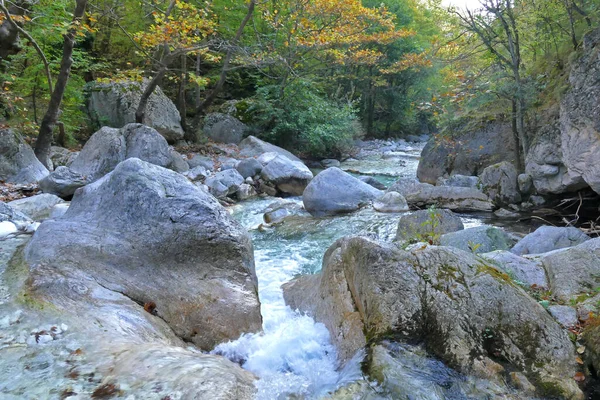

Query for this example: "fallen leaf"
[574,372,585,382]
[577,346,586,354]
[575,356,584,365]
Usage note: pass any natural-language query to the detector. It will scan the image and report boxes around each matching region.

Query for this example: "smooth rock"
[263,201,307,224]
[517,173,533,194]
[236,183,256,201]
[0,128,48,184]
[50,203,69,219]
[494,208,520,218]
[239,136,301,162]
[321,159,341,168]
[236,158,263,179]
[358,176,387,190]
[39,166,89,198]
[260,155,313,196]
[373,192,409,213]
[512,226,590,255]
[479,161,521,206]
[203,113,248,144]
[169,149,189,173]
[8,194,64,220]
[439,226,518,254]
[303,168,382,216]
[547,305,578,328]
[184,165,210,181]
[206,169,245,198]
[481,250,548,288]
[188,155,215,170]
[404,183,494,212]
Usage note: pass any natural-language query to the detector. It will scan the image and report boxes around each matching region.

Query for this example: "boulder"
[541,238,600,302]
[256,151,279,166]
[387,178,422,195]
[236,158,263,179]
[525,114,586,195]
[479,162,521,206]
[202,113,248,144]
[206,169,245,198]
[436,174,479,188]
[283,237,582,398]
[40,124,174,198]
[236,183,256,201]
[184,165,210,181]
[494,208,520,218]
[560,28,600,195]
[50,146,78,168]
[417,122,517,184]
[373,192,409,213]
[169,149,189,173]
[8,193,64,220]
[547,305,578,328]
[358,176,387,190]
[302,168,382,216]
[403,183,494,212]
[481,250,547,288]
[260,155,313,196]
[321,159,341,168]
[439,226,518,254]
[239,136,301,162]
[263,200,308,224]
[511,226,590,255]
[517,173,533,194]
[0,128,48,184]
[188,154,215,170]
[396,208,464,242]
[86,80,184,143]
[50,202,69,219]
[25,158,262,349]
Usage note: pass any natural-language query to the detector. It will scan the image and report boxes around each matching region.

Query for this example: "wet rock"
[303,168,382,216]
[480,250,547,288]
[436,174,479,188]
[321,159,341,168]
[479,161,521,206]
[373,192,409,213]
[8,193,64,220]
[283,237,582,399]
[236,158,263,179]
[1,201,32,229]
[494,208,520,218]
[203,113,248,144]
[239,136,301,162]
[547,305,578,328]
[511,226,590,255]
[439,226,518,254]
[0,128,49,184]
[25,158,262,349]
[260,155,313,196]
[86,80,184,143]
[263,201,307,224]
[542,238,600,302]
[206,169,245,199]
[358,176,387,190]
[396,209,464,242]
[417,122,517,184]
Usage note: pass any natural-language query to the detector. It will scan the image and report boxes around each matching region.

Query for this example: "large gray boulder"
[0,129,49,184]
[283,238,582,398]
[25,158,262,349]
[511,226,590,255]
[239,136,301,162]
[203,113,248,144]
[86,81,184,143]
[302,168,382,216]
[417,122,517,184]
[479,162,521,206]
[439,225,518,254]
[8,193,64,220]
[396,208,464,242]
[560,28,600,195]
[40,124,175,198]
[373,191,408,213]
[260,155,313,196]
[541,238,600,302]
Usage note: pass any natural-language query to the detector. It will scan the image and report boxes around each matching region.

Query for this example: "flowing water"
[213,141,528,399]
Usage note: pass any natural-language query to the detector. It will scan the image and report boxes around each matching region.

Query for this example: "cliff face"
[419,28,600,197]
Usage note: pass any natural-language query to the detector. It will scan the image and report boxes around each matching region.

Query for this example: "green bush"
[247,80,362,158]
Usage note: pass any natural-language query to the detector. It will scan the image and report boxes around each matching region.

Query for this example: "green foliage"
[247,80,362,158]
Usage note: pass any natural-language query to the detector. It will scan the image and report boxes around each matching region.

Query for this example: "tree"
[35,0,88,168]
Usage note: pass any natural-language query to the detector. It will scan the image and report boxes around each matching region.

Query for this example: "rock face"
[396,208,464,242]
[8,193,64,220]
[239,136,301,162]
[203,113,248,144]
[479,162,521,206]
[283,238,582,398]
[0,129,49,184]
[40,124,176,198]
[417,122,517,184]
[25,158,262,350]
[260,155,313,196]
[541,238,600,302]
[302,168,382,216]
[86,81,184,143]
[511,226,590,255]
[560,28,600,195]
[439,226,518,254]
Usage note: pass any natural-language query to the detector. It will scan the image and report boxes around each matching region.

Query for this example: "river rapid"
[213,141,532,399]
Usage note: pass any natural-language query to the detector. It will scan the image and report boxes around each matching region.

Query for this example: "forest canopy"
[0,0,598,159]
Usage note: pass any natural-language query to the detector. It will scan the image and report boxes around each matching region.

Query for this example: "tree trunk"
[34,0,87,168]
[135,65,167,123]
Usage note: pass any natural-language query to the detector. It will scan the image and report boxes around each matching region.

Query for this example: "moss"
[475,261,516,287]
